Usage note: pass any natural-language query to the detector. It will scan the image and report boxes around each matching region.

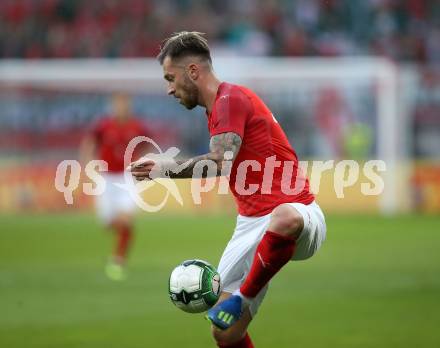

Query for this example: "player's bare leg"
[210,292,254,348]
[265,203,304,238]
[105,212,134,281]
[208,204,303,329]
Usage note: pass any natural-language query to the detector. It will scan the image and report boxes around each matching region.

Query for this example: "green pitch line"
[0,213,439,348]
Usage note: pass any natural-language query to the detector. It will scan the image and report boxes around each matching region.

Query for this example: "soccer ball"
[169,259,221,313]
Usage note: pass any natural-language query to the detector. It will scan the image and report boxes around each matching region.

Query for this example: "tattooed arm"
[130,132,242,180]
[171,131,242,178]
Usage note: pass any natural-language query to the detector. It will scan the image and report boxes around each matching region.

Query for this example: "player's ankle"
[110,255,125,266]
[233,290,252,307]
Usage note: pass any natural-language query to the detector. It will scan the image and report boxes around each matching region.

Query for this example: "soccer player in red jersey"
[81,93,150,281]
[130,32,326,347]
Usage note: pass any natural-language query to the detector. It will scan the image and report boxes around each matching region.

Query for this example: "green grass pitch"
[1,213,439,348]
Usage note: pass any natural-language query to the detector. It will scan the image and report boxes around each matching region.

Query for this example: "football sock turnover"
[217,333,254,348]
[240,231,296,298]
[114,224,133,263]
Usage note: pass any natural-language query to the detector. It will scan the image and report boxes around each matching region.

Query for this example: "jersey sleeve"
[210,92,252,138]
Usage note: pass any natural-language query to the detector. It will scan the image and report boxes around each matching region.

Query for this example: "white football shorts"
[95,173,138,224]
[217,201,326,317]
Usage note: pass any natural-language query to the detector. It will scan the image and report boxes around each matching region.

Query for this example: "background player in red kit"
[81,93,150,281]
[130,32,326,347]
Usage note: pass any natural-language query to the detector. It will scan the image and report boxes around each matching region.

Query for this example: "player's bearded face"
[178,72,199,110]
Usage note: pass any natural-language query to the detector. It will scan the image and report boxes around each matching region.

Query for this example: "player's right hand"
[128,157,159,181]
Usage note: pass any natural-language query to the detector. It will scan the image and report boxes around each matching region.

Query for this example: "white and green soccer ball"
[169,259,221,313]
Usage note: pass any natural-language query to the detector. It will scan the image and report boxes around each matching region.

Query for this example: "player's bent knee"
[270,204,304,238]
[211,326,247,346]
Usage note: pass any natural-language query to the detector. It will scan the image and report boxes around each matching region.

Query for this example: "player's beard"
[179,74,199,110]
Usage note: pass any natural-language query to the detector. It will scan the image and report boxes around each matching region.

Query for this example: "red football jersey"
[207,82,314,217]
[91,117,149,173]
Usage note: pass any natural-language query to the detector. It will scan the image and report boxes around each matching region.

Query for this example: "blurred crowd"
[1,0,439,64]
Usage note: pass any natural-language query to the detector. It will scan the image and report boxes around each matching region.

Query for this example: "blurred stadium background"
[0,1,439,348]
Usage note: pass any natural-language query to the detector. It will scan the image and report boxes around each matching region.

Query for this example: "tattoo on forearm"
[168,132,242,179]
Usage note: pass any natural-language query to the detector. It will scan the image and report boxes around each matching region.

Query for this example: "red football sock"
[240,231,296,298]
[113,224,133,264]
[217,333,254,348]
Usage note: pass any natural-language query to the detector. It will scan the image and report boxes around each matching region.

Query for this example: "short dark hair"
[157,31,212,65]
